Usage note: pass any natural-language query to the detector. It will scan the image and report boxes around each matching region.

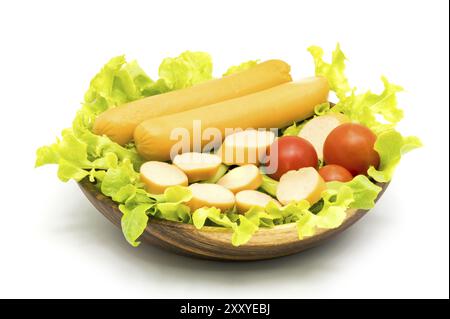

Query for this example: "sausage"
[276,167,326,205]
[218,129,276,166]
[235,190,281,214]
[134,77,329,161]
[187,183,235,212]
[93,60,292,145]
[172,152,222,183]
[217,164,262,193]
[140,161,188,194]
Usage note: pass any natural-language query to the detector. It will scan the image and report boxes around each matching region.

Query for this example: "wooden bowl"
[79,179,388,261]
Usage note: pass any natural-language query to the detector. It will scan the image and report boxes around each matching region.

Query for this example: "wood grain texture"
[78,179,388,261]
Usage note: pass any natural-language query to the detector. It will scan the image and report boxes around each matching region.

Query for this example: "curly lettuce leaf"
[333,77,404,134]
[296,212,319,239]
[309,45,405,133]
[192,207,235,229]
[368,130,422,182]
[36,130,141,182]
[308,43,351,100]
[91,152,119,170]
[192,207,262,246]
[122,60,154,93]
[146,186,193,223]
[262,186,354,240]
[112,184,138,203]
[316,185,354,229]
[83,56,154,121]
[231,215,259,246]
[72,115,142,168]
[158,51,213,90]
[265,196,352,240]
[154,203,191,223]
[101,159,139,198]
[126,188,154,207]
[223,60,259,76]
[292,201,318,239]
[327,175,382,210]
[266,201,302,223]
[264,200,318,239]
[120,203,152,247]
[48,129,90,167]
[268,200,318,239]
[244,206,277,228]
[57,159,90,182]
[192,205,279,247]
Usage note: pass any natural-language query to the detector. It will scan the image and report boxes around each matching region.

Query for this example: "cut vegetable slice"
[235,190,281,214]
[140,161,188,194]
[172,152,222,182]
[188,183,235,212]
[276,167,326,205]
[217,164,262,193]
[298,113,349,159]
[219,129,276,166]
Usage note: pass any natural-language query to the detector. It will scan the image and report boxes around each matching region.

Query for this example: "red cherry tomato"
[319,164,353,182]
[266,136,318,181]
[323,123,379,176]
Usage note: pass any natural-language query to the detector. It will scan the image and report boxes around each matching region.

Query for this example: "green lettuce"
[118,186,193,245]
[120,203,152,247]
[308,43,351,100]
[83,56,153,117]
[316,186,354,228]
[192,207,235,229]
[245,206,277,227]
[327,175,382,210]
[192,205,280,247]
[159,51,213,90]
[368,130,422,182]
[260,184,356,241]
[259,174,278,197]
[232,207,278,246]
[231,215,259,246]
[295,212,319,239]
[101,159,139,198]
[266,201,317,238]
[331,77,404,134]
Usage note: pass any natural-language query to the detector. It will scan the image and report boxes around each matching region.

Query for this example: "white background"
[0,0,448,299]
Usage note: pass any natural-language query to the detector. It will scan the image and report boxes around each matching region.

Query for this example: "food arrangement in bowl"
[36,45,421,260]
